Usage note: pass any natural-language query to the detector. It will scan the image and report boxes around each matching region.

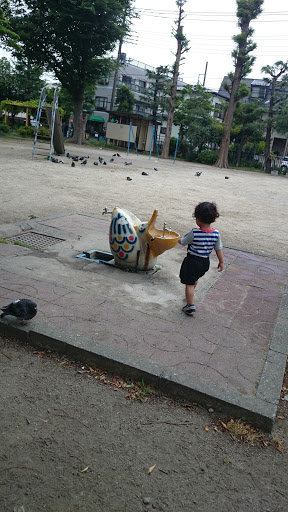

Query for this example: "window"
[251,86,267,99]
[95,96,108,110]
[122,75,132,85]
[160,127,166,134]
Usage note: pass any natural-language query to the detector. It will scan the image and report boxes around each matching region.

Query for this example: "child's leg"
[185,283,197,305]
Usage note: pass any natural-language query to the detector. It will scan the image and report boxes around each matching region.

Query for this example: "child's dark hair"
[193,202,219,224]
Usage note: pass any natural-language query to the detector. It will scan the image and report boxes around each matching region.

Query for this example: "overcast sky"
[1,0,287,92]
[121,0,288,90]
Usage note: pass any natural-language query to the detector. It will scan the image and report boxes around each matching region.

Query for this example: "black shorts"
[179,253,210,285]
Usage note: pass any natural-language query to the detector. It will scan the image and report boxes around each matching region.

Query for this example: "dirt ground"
[0,335,287,512]
[0,138,288,259]
[0,138,288,511]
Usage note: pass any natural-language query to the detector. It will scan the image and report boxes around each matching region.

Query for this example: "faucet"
[102,206,112,215]
[162,222,171,237]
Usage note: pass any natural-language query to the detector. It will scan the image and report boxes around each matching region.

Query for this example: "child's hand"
[218,261,224,272]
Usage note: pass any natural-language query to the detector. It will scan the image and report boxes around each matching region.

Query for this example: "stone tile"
[38,214,108,234]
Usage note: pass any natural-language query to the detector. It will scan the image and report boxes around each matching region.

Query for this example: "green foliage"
[0,122,10,133]
[196,150,219,165]
[8,0,136,143]
[115,85,135,113]
[174,84,220,153]
[16,125,34,137]
[0,5,19,50]
[257,140,265,154]
[0,56,43,104]
[140,66,171,122]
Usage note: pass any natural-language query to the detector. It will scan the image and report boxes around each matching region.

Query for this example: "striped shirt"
[180,228,222,258]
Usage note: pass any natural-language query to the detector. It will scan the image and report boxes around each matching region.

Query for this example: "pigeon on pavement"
[71,162,75,167]
[142,171,148,175]
[195,171,202,176]
[1,299,37,325]
[126,177,132,181]
[154,167,159,171]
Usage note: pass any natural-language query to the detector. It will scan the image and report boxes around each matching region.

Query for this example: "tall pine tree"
[215,0,263,169]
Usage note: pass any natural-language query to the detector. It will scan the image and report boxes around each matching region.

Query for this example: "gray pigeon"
[1,299,37,325]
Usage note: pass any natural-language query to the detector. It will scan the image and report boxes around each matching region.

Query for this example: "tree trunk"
[215,17,251,169]
[160,13,185,159]
[71,97,88,145]
[264,77,276,174]
[236,136,245,167]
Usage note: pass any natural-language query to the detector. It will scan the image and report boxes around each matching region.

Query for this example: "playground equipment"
[76,208,180,271]
[32,87,65,159]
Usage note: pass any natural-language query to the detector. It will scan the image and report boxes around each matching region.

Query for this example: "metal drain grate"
[8,232,65,249]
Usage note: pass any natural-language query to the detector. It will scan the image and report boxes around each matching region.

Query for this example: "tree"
[0,57,16,101]
[115,85,135,113]
[7,0,135,144]
[0,55,43,125]
[231,100,265,166]
[0,2,18,49]
[261,61,288,173]
[215,0,263,168]
[173,83,219,154]
[160,0,189,159]
[140,66,170,125]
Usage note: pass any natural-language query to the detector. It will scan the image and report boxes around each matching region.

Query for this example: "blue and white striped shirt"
[180,228,222,258]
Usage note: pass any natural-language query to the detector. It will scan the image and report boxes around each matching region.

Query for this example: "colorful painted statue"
[109,208,179,270]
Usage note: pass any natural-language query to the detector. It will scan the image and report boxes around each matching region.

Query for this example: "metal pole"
[149,125,155,160]
[127,122,132,156]
[173,137,179,164]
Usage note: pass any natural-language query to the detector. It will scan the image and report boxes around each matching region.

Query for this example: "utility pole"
[110,40,123,112]
[203,61,208,87]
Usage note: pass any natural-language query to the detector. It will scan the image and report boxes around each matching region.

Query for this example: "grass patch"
[218,418,285,451]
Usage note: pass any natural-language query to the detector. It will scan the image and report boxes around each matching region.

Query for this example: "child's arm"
[216,248,224,272]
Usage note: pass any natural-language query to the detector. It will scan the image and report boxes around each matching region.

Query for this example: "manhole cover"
[8,232,65,249]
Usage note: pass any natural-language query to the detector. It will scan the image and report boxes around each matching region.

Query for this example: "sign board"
[106,122,138,142]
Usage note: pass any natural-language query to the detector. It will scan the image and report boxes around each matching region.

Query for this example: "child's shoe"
[182,304,196,316]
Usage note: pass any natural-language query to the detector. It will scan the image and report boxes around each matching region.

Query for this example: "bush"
[0,123,11,134]
[196,150,218,165]
[17,126,35,137]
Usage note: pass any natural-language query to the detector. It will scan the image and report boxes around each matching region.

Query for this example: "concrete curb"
[1,309,286,432]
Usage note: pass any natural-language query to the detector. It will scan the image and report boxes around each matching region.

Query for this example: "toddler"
[178,202,224,316]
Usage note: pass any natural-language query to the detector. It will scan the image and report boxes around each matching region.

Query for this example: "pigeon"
[81,160,87,165]
[66,152,70,158]
[99,157,103,163]
[110,158,114,163]
[117,153,121,157]
[71,162,75,167]
[1,299,37,325]
[51,157,59,163]
[154,167,159,171]
[195,171,202,176]
[126,177,132,181]
[93,161,98,166]
[142,171,148,176]
[124,161,132,165]
[103,161,107,165]
[79,157,84,161]
[225,176,230,179]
